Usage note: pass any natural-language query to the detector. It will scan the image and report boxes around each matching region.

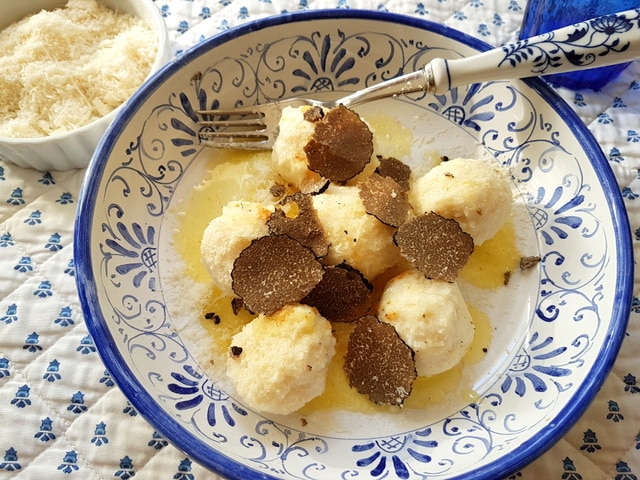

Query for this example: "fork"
[197,8,640,149]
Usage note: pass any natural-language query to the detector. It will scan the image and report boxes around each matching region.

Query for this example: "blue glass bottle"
[520,0,639,89]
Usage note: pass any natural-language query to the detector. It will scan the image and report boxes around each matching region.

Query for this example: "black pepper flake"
[204,312,221,324]
[230,345,243,357]
[503,270,512,286]
[520,255,541,270]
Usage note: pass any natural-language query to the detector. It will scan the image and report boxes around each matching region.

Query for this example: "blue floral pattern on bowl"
[76,11,632,480]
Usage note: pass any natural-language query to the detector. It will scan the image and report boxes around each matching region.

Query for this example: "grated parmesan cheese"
[0,0,158,138]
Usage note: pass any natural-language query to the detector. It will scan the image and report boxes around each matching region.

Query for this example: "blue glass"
[520,0,638,89]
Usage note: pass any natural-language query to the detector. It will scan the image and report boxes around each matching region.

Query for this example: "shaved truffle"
[303,105,373,183]
[375,156,411,191]
[520,255,541,270]
[358,173,411,227]
[231,297,244,315]
[267,192,330,257]
[231,235,324,315]
[344,315,417,406]
[302,264,373,322]
[303,106,325,122]
[394,212,474,282]
[270,183,286,198]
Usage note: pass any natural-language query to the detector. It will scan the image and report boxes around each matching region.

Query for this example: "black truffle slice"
[267,192,330,258]
[231,235,324,315]
[358,173,411,227]
[302,264,373,322]
[303,105,373,183]
[394,212,474,282]
[375,156,412,191]
[344,315,416,406]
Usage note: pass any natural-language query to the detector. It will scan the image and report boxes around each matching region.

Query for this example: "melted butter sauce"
[300,304,492,414]
[174,149,273,284]
[460,221,520,289]
[173,114,521,414]
[194,286,496,413]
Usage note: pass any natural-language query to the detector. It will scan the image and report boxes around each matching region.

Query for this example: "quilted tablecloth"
[1,0,640,478]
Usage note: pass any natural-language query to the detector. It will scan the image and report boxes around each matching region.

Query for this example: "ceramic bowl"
[75,10,633,479]
[0,0,171,171]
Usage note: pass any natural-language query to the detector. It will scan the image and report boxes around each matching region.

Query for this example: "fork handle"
[340,8,640,104]
[430,8,640,94]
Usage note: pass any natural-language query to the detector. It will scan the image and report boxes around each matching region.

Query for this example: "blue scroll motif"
[94,25,612,478]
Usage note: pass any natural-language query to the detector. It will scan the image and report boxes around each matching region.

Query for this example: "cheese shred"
[0,0,158,138]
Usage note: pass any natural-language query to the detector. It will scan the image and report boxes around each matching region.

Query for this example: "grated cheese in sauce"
[0,0,158,138]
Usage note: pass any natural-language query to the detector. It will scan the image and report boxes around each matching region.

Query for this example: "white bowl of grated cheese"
[0,0,171,171]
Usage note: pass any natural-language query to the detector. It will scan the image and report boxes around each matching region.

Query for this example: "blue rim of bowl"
[74,8,634,480]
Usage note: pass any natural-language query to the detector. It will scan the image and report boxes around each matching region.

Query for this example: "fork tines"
[197,109,272,149]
